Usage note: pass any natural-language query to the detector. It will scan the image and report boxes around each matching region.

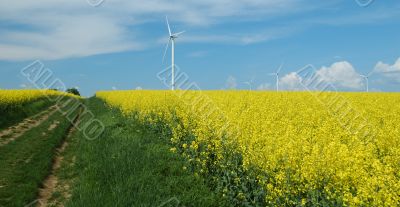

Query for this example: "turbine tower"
[243,77,254,91]
[360,71,373,92]
[269,63,284,92]
[163,16,185,90]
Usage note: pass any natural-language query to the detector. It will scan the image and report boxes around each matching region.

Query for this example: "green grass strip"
[0,106,79,206]
[58,98,225,207]
[0,98,54,130]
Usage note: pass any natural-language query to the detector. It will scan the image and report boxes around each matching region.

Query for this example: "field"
[2,0,400,206]
[1,89,399,206]
[0,90,223,207]
[97,90,400,206]
[0,90,78,129]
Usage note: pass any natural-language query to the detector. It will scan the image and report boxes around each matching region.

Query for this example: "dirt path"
[0,105,59,147]
[36,107,82,207]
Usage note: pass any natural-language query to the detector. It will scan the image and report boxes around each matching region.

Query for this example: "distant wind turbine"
[162,16,185,90]
[360,71,374,92]
[243,77,255,91]
[268,63,284,92]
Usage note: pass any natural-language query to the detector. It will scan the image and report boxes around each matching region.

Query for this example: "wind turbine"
[360,71,374,92]
[269,63,284,92]
[243,77,254,91]
[162,16,185,90]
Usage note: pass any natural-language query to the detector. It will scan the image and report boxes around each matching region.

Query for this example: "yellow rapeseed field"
[97,90,400,206]
[0,89,79,105]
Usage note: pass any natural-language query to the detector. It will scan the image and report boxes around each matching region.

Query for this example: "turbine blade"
[276,62,284,73]
[173,31,186,37]
[166,16,172,36]
[367,70,374,77]
[162,38,171,63]
[268,73,276,76]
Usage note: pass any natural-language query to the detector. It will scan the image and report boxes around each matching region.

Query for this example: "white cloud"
[0,15,141,61]
[279,72,303,91]
[0,0,313,61]
[374,58,400,82]
[375,58,400,72]
[177,25,298,45]
[0,0,398,61]
[257,83,271,90]
[278,61,365,91]
[135,86,143,90]
[225,75,237,89]
[316,61,363,90]
[157,28,295,46]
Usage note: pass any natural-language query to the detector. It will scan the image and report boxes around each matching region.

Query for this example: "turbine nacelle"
[360,70,374,79]
[170,31,185,39]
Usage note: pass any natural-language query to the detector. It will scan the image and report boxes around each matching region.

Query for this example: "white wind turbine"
[243,77,254,91]
[162,16,185,90]
[269,63,284,92]
[360,71,374,92]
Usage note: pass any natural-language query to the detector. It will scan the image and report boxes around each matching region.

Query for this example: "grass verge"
[0,103,79,206]
[54,98,225,207]
[0,98,53,130]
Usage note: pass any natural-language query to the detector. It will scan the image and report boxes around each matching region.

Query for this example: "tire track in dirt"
[36,106,82,207]
[0,105,59,147]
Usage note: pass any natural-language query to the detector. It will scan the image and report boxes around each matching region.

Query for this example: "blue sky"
[0,0,399,96]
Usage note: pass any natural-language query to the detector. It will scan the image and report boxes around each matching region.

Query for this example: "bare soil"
[36,108,81,207]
